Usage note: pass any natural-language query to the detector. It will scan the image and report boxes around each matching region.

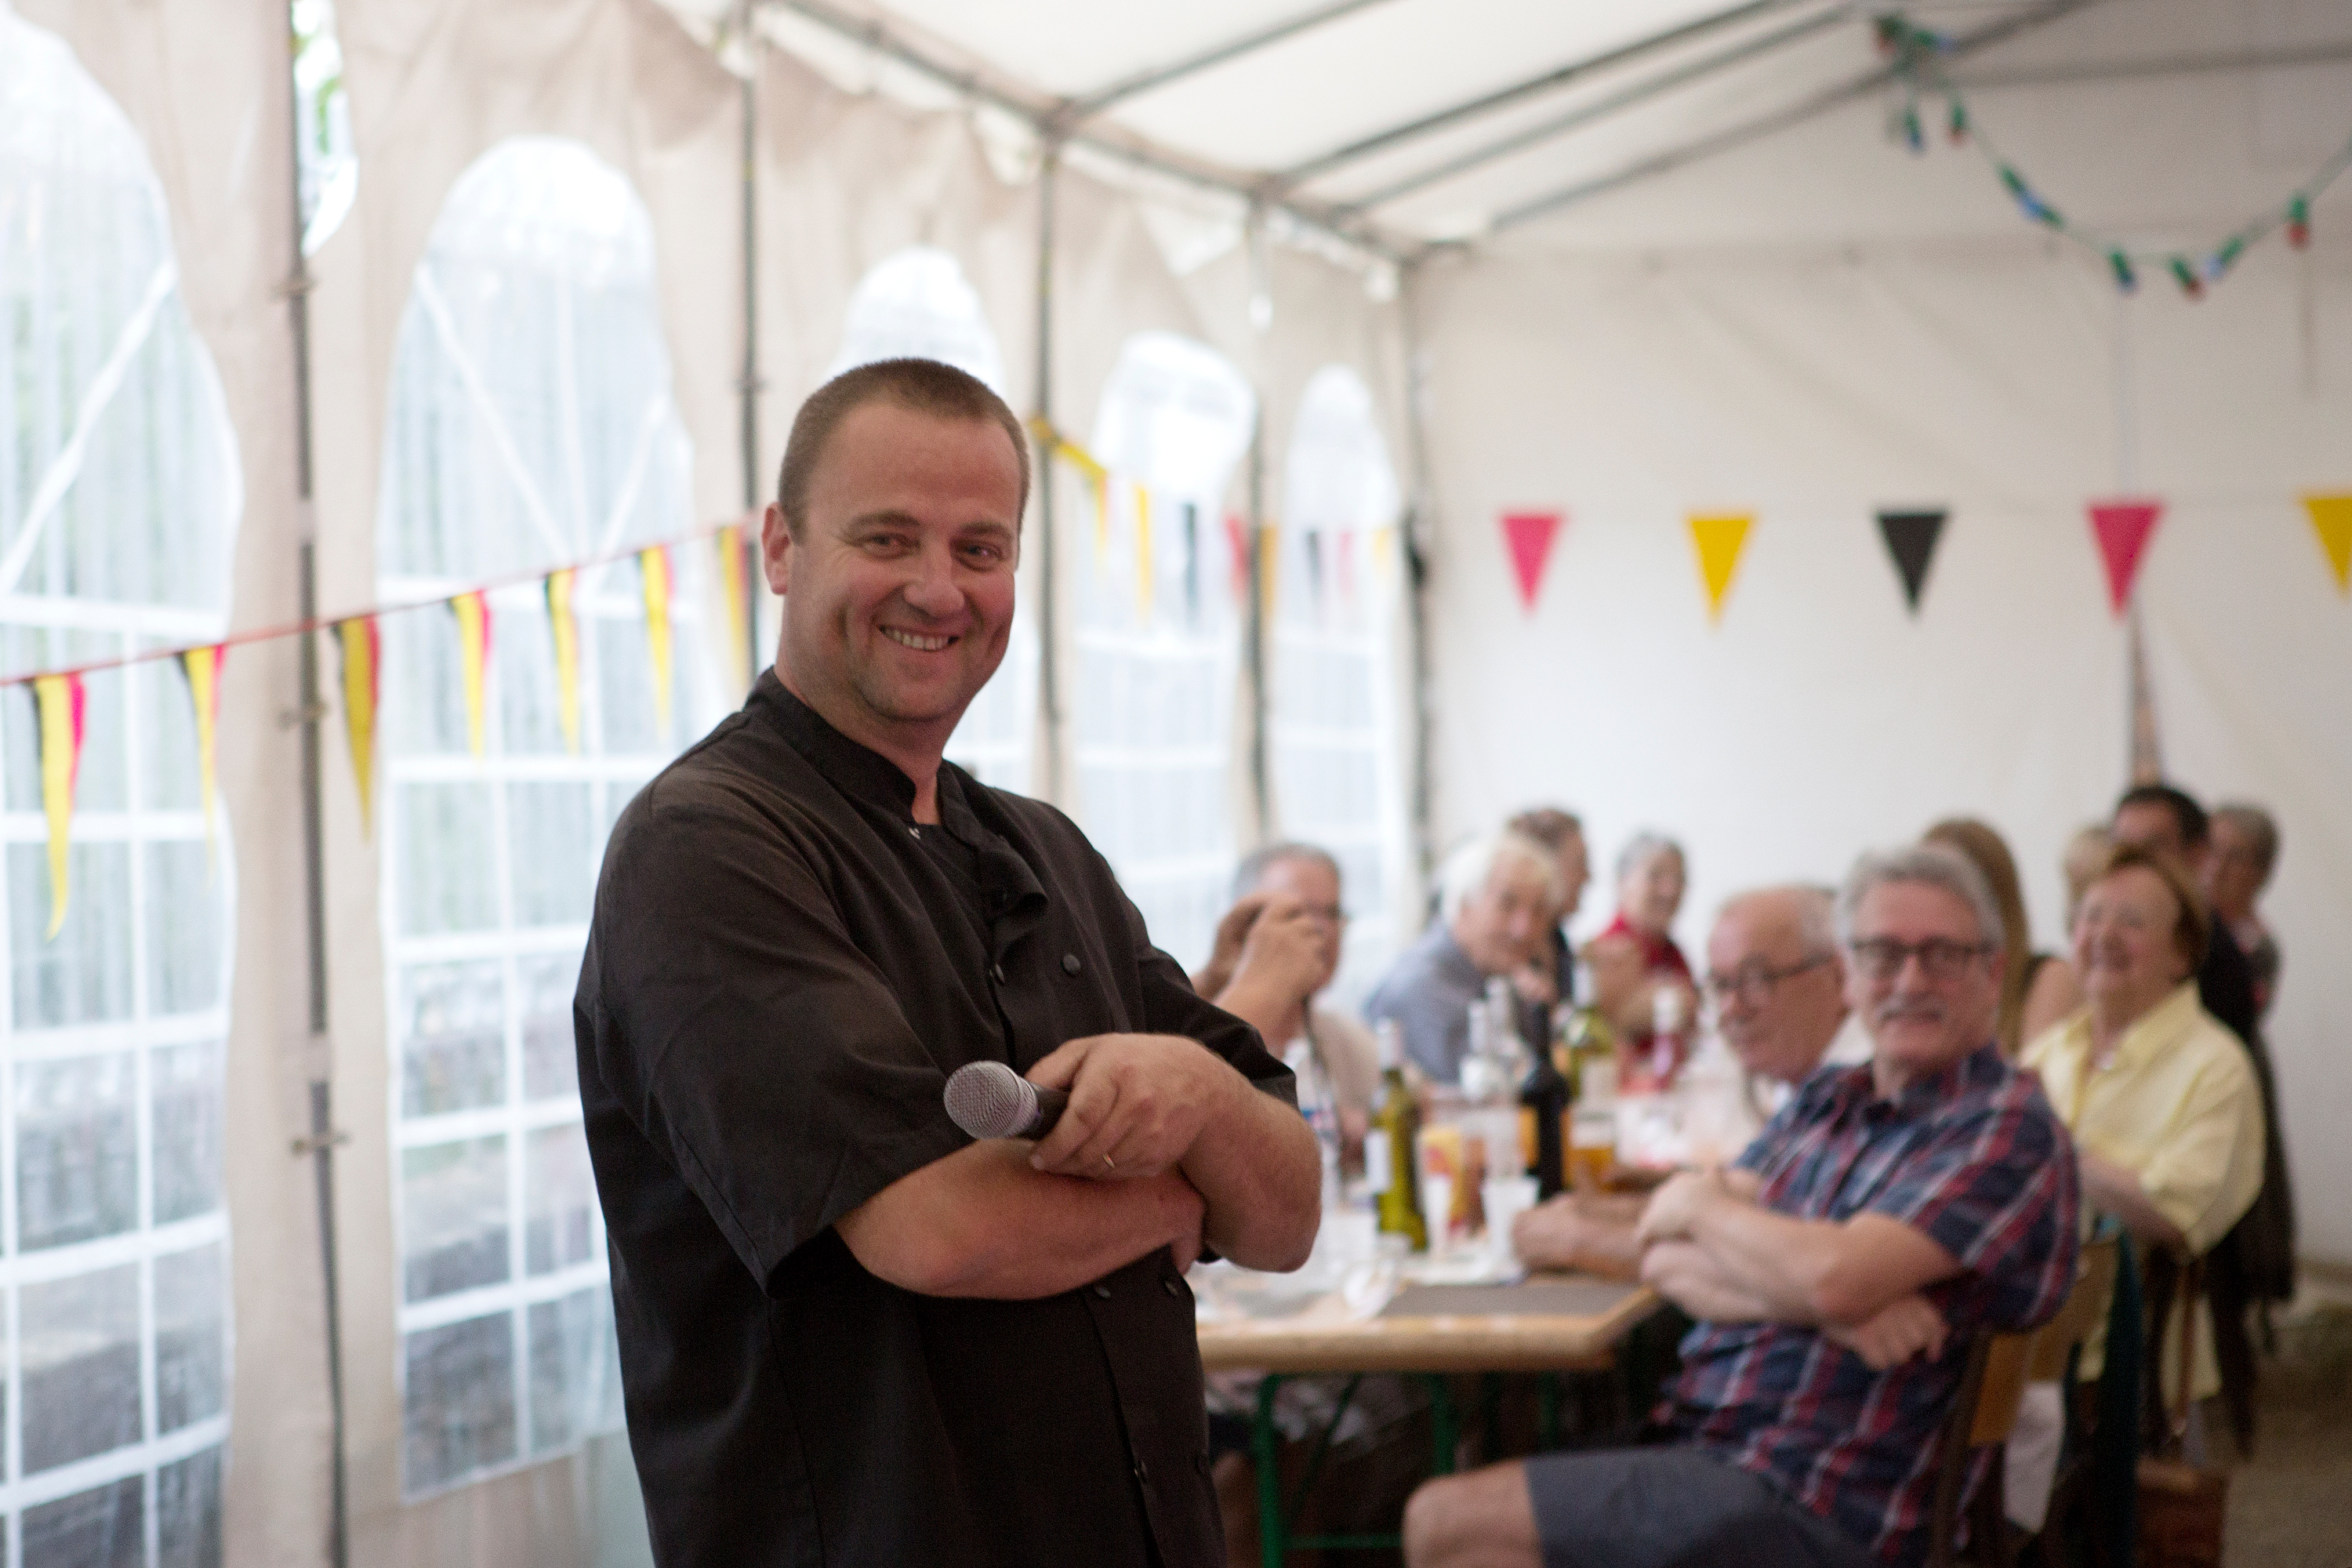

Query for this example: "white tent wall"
[19,0,336,1562]
[1415,236,2352,1262]
[305,0,739,1563]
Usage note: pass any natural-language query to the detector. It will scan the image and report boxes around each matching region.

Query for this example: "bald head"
[1704,887,1847,1085]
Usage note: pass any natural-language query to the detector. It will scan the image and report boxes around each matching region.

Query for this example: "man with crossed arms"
[1406,845,2078,1568]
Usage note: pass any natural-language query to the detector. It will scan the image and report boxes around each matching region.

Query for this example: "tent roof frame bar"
[1955,37,2352,89]
[1332,2,1854,220]
[756,0,1411,262]
[1270,0,1824,192]
[1478,0,2104,240]
[1054,0,1401,128]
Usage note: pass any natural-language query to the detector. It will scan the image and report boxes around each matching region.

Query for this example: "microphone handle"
[1020,1084,1070,1139]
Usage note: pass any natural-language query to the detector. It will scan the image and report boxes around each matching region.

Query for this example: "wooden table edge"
[1196,1285,1662,1376]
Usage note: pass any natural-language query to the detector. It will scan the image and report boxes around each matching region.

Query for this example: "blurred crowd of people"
[1199,779,2298,1566]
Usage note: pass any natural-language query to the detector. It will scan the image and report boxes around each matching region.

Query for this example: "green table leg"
[1424,1374,1460,1477]
[1537,1373,1561,1451]
[1254,1374,1288,1568]
[1480,1374,1504,1465]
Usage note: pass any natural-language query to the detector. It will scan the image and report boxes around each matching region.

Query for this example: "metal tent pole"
[281,12,350,1567]
[1396,260,1439,880]
[738,8,766,685]
[1033,142,1065,804]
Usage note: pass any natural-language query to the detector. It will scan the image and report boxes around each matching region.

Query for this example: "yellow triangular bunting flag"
[177,645,227,866]
[1688,514,1754,624]
[1134,483,1155,622]
[336,618,379,836]
[2303,495,2352,597]
[31,673,85,939]
[716,521,752,688]
[1259,523,1282,624]
[452,590,492,757]
[545,569,582,753]
[640,546,674,731]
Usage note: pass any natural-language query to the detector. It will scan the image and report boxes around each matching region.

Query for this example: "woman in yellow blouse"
[2022,842,2266,1403]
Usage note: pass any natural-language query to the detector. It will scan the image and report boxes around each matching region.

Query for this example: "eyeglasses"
[1700,953,1833,1010]
[1846,936,1994,983]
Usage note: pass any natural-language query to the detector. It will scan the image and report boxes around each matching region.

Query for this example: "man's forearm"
[1181,1073,1320,1272]
[1680,1193,1957,1327]
[1639,1240,1783,1322]
[838,1141,1203,1299]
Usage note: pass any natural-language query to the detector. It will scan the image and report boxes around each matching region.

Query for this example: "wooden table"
[1196,1273,1662,1566]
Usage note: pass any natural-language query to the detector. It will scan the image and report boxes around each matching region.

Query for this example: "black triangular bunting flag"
[1876,510,1947,615]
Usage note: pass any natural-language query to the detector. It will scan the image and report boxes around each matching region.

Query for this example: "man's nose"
[902,546,962,615]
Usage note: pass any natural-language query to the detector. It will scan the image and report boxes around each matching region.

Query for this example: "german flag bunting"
[716,522,752,687]
[544,569,582,753]
[452,590,492,757]
[177,645,227,863]
[640,546,674,731]
[31,673,85,939]
[336,618,380,835]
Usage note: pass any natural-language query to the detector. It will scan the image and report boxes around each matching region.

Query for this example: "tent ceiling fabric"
[662,0,2352,254]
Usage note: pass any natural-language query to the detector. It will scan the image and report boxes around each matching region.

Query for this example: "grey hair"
[2212,802,2281,879]
[1439,832,1564,922]
[1232,840,1342,902]
[1715,884,1839,957]
[1835,844,2005,952]
[1616,830,1683,883]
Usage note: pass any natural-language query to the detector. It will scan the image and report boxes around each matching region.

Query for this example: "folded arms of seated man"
[1636,1167,1964,1367]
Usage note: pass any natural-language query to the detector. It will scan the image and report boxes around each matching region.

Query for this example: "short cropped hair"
[1506,807,1583,856]
[2211,802,2281,880]
[1717,884,1838,956]
[1439,833,1563,922]
[2091,842,2211,973]
[1835,843,2005,953]
[2115,782,2209,849]
[775,358,1031,535]
[1615,830,1682,884]
[1232,841,1342,902]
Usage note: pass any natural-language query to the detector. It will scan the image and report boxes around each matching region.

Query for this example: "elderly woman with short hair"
[2021,842,2265,1406]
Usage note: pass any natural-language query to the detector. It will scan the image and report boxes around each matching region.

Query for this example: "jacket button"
[1134,1459,1149,1481]
[1062,952,1082,975]
[989,962,1007,984]
[1163,1277,1182,1298]
[1094,1283,1112,1299]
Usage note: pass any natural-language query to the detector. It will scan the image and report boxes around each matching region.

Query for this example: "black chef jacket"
[575,672,1292,1568]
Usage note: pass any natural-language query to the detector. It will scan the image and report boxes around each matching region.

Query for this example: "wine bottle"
[1364,1019,1428,1252]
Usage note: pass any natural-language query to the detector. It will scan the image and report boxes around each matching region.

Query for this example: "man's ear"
[760,502,793,597]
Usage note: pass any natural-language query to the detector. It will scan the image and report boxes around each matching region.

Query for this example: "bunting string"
[1880,13,2350,297]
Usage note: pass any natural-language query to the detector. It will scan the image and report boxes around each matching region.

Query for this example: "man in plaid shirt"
[1405,844,2079,1568]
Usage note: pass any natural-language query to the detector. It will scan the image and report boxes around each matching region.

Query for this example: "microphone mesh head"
[944,1060,1036,1140]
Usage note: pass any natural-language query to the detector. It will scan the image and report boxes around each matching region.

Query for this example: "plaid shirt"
[1655,1043,2079,1566]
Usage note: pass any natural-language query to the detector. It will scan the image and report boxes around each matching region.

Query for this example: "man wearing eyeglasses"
[1512,885,1847,1279]
[1404,845,2079,1568]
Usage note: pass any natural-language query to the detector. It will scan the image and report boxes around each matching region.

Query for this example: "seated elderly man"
[1194,842,1381,1173]
[1513,885,1846,1281]
[1367,832,1563,1086]
[1404,846,2080,1568]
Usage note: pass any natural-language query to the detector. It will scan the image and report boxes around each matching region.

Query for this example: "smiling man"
[575,359,1319,1568]
[1403,846,2078,1568]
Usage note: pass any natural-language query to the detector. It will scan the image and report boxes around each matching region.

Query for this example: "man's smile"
[880,626,957,652]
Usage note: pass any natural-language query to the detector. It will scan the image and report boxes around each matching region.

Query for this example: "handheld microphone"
[944,1060,1068,1140]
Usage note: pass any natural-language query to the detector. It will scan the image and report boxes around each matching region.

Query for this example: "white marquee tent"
[2,0,2347,1562]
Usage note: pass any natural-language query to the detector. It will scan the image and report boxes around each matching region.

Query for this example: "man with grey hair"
[1403,845,2078,1568]
[1367,832,1564,1085]
[1194,842,1381,1170]
[1514,885,1848,1279]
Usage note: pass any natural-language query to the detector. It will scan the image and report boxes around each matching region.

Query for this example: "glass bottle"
[1363,1020,1428,1252]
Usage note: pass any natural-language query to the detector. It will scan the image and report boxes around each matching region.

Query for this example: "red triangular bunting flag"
[1501,511,1563,612]
[1224,514,1251,599]
[2089,499,2163,616]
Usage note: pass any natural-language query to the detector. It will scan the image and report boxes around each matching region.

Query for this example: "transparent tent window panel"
[16,1051,139,1252]
[21,1475,143,1568]
[21,1263,143,1474]
[1,16,238,1549]
[381,135,709,1496]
